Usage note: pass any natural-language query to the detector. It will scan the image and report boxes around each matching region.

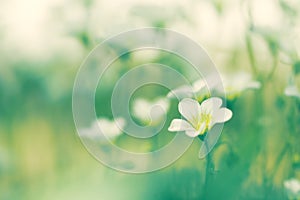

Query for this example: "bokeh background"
[1,0,300,199]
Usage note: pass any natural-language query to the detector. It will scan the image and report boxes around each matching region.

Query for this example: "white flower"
[168,97,232,137]
[218,72,261,99]
[167,72,260,101]
[79,118,125,140]
[285,85,300,98]
[284,178,300,198]
[167,79,210,100]
[132,97,170,125]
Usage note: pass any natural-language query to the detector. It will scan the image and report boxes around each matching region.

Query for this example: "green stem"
[267,144,290,187]
[246,33,258,77]
[266,53,279,81]
[203,141,214,198]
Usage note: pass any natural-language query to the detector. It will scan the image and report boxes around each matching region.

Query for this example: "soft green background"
[0,0,300,199]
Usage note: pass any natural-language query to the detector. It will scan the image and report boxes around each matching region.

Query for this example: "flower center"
[195,113,212,134]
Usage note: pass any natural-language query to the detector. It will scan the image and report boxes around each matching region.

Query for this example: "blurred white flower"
[132,97,170,125]
[79,118,125,140]
[218,72,261,99]
[168,97,232,137]
[285,85,300,98]
[284,178,300,199]
[167,72,260,101]
[167,79,209,100]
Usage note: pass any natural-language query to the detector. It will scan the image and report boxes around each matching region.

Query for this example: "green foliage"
[293,61,300,75]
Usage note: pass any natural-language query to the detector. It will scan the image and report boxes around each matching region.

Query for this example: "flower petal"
[211,108,233,127]
[80,118,125,139]
[200,97,222,114]
[168,119,194,132]
[284,179,300,194]
[192,79,206,93]
[150,98,170,123]
[246,81,261,89]
[132,98,152,122]
[185,130,200,137]
[97,118,123,138]
[115,117,126,129]
[167,85,193,99]
[154,98,170,111]
[178,98,201,127]
[285,85,300,98]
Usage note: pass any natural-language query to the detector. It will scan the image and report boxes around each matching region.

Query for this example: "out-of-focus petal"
[167,85,194,99]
